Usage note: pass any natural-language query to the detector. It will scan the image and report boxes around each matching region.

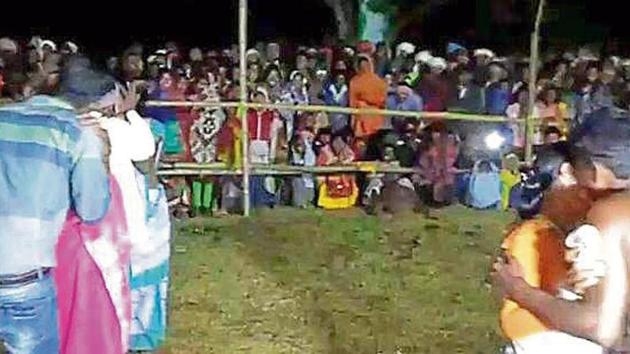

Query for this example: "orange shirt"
[500,217,569,340]
[349,72,387,138]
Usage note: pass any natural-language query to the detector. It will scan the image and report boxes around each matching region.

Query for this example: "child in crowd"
[316,134,359,209]
[466,159,502,210]
[290,132,316,208]
[500,153,522,211]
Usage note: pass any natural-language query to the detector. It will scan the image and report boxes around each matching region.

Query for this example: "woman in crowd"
[290,130,317,208]
[323,72,350,135]
[55,100,133,354]
[280,70,310,140]
[145,69,184,158]
[262,64,285,104]
[536,86,569,134]
[189,107,226,215]
[419,121,460,207]
[349,54,388,156]
[316,133,359,209]
[216,106,244,215]
[247,88,282,208]
[188,75,226,215]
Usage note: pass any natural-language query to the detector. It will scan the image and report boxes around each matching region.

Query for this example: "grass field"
[166,206,514,354]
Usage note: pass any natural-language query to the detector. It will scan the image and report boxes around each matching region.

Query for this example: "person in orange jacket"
[349,54,387,140]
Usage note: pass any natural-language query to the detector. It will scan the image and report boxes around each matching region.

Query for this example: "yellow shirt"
[500,217,569,340]
[500,170,520,211]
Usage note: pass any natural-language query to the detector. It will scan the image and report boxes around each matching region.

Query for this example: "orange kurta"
[499,217,569,341]
[349,71,387,138]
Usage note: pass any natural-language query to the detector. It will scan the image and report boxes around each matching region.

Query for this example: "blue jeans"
[0,274,59,354]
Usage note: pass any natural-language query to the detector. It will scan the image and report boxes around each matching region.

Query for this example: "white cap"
[428,57,447,71]
[396,42,416,56]
[415,50,433,64]
[40,40,57,52]
[609,56,621,67]
[64,41,79,54]
[246,49,260,58]
[577,47,599,62]
[474,48,495,58]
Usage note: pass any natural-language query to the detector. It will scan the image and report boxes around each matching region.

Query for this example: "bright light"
[485,131,506,150]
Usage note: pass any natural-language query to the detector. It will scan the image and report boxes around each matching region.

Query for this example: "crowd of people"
[3,36,630,217]
[3,34,630,354]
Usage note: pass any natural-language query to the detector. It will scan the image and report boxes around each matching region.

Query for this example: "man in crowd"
[386,82,423,133]
[0,56,111,353]
[494,142,630,352]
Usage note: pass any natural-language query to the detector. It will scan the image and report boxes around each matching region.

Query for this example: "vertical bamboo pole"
[525,0,546,164]
[239,0,251,216]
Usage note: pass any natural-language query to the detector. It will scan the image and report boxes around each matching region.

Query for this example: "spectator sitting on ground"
[316,134,359,210]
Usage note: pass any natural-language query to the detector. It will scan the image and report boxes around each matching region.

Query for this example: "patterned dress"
[190,108,226,163]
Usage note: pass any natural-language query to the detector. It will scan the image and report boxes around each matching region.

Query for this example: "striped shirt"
[0,95,110,275]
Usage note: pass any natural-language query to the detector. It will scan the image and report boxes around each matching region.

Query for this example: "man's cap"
[447,42,466,55]
[474,48,495,58]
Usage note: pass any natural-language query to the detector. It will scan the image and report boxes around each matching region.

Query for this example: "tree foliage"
[366,0,399,16]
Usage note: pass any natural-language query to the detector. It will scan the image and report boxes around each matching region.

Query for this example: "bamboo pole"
[239,0,251,217]
[526,0,546,164]
[157,165,472,176]
[145,100,524,124]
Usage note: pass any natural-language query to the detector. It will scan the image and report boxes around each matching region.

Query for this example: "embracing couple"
[493,141,630,353]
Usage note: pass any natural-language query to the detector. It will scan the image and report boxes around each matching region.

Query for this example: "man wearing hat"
[0,56,111,353]
[473,48,496,85]
[418,57,449,112]
[386,82,423,133]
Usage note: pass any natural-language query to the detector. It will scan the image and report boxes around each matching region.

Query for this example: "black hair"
[544,126,562,137]
[534,141,595,181]
[477,160,494,173]
[262,64,282,81]
[357,56,370,67]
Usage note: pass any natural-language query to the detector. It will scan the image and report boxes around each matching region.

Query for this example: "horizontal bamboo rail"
[157,162,470,176]
[145,100,532,124]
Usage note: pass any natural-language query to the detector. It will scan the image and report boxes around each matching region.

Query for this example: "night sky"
[0,0,627,59]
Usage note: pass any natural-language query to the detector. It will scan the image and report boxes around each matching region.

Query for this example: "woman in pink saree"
[54,118,132,354]
[55,177,131,354]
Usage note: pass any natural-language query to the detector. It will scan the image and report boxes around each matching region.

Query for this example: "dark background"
[0,0,627,61]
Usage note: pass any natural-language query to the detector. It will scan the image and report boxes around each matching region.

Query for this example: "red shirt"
[247,109,276,141]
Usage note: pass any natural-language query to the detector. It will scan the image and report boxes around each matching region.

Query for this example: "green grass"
[166,206,514,354]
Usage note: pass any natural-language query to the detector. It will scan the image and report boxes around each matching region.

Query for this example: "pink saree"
[54,178,132,354]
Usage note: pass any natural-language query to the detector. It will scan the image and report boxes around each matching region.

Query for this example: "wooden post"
[525,0,546,164]
[239,0,251,216]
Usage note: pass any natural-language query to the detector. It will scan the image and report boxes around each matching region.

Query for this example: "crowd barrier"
[148,99,533,215]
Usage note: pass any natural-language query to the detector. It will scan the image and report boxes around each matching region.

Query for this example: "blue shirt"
[0,96,110,275]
